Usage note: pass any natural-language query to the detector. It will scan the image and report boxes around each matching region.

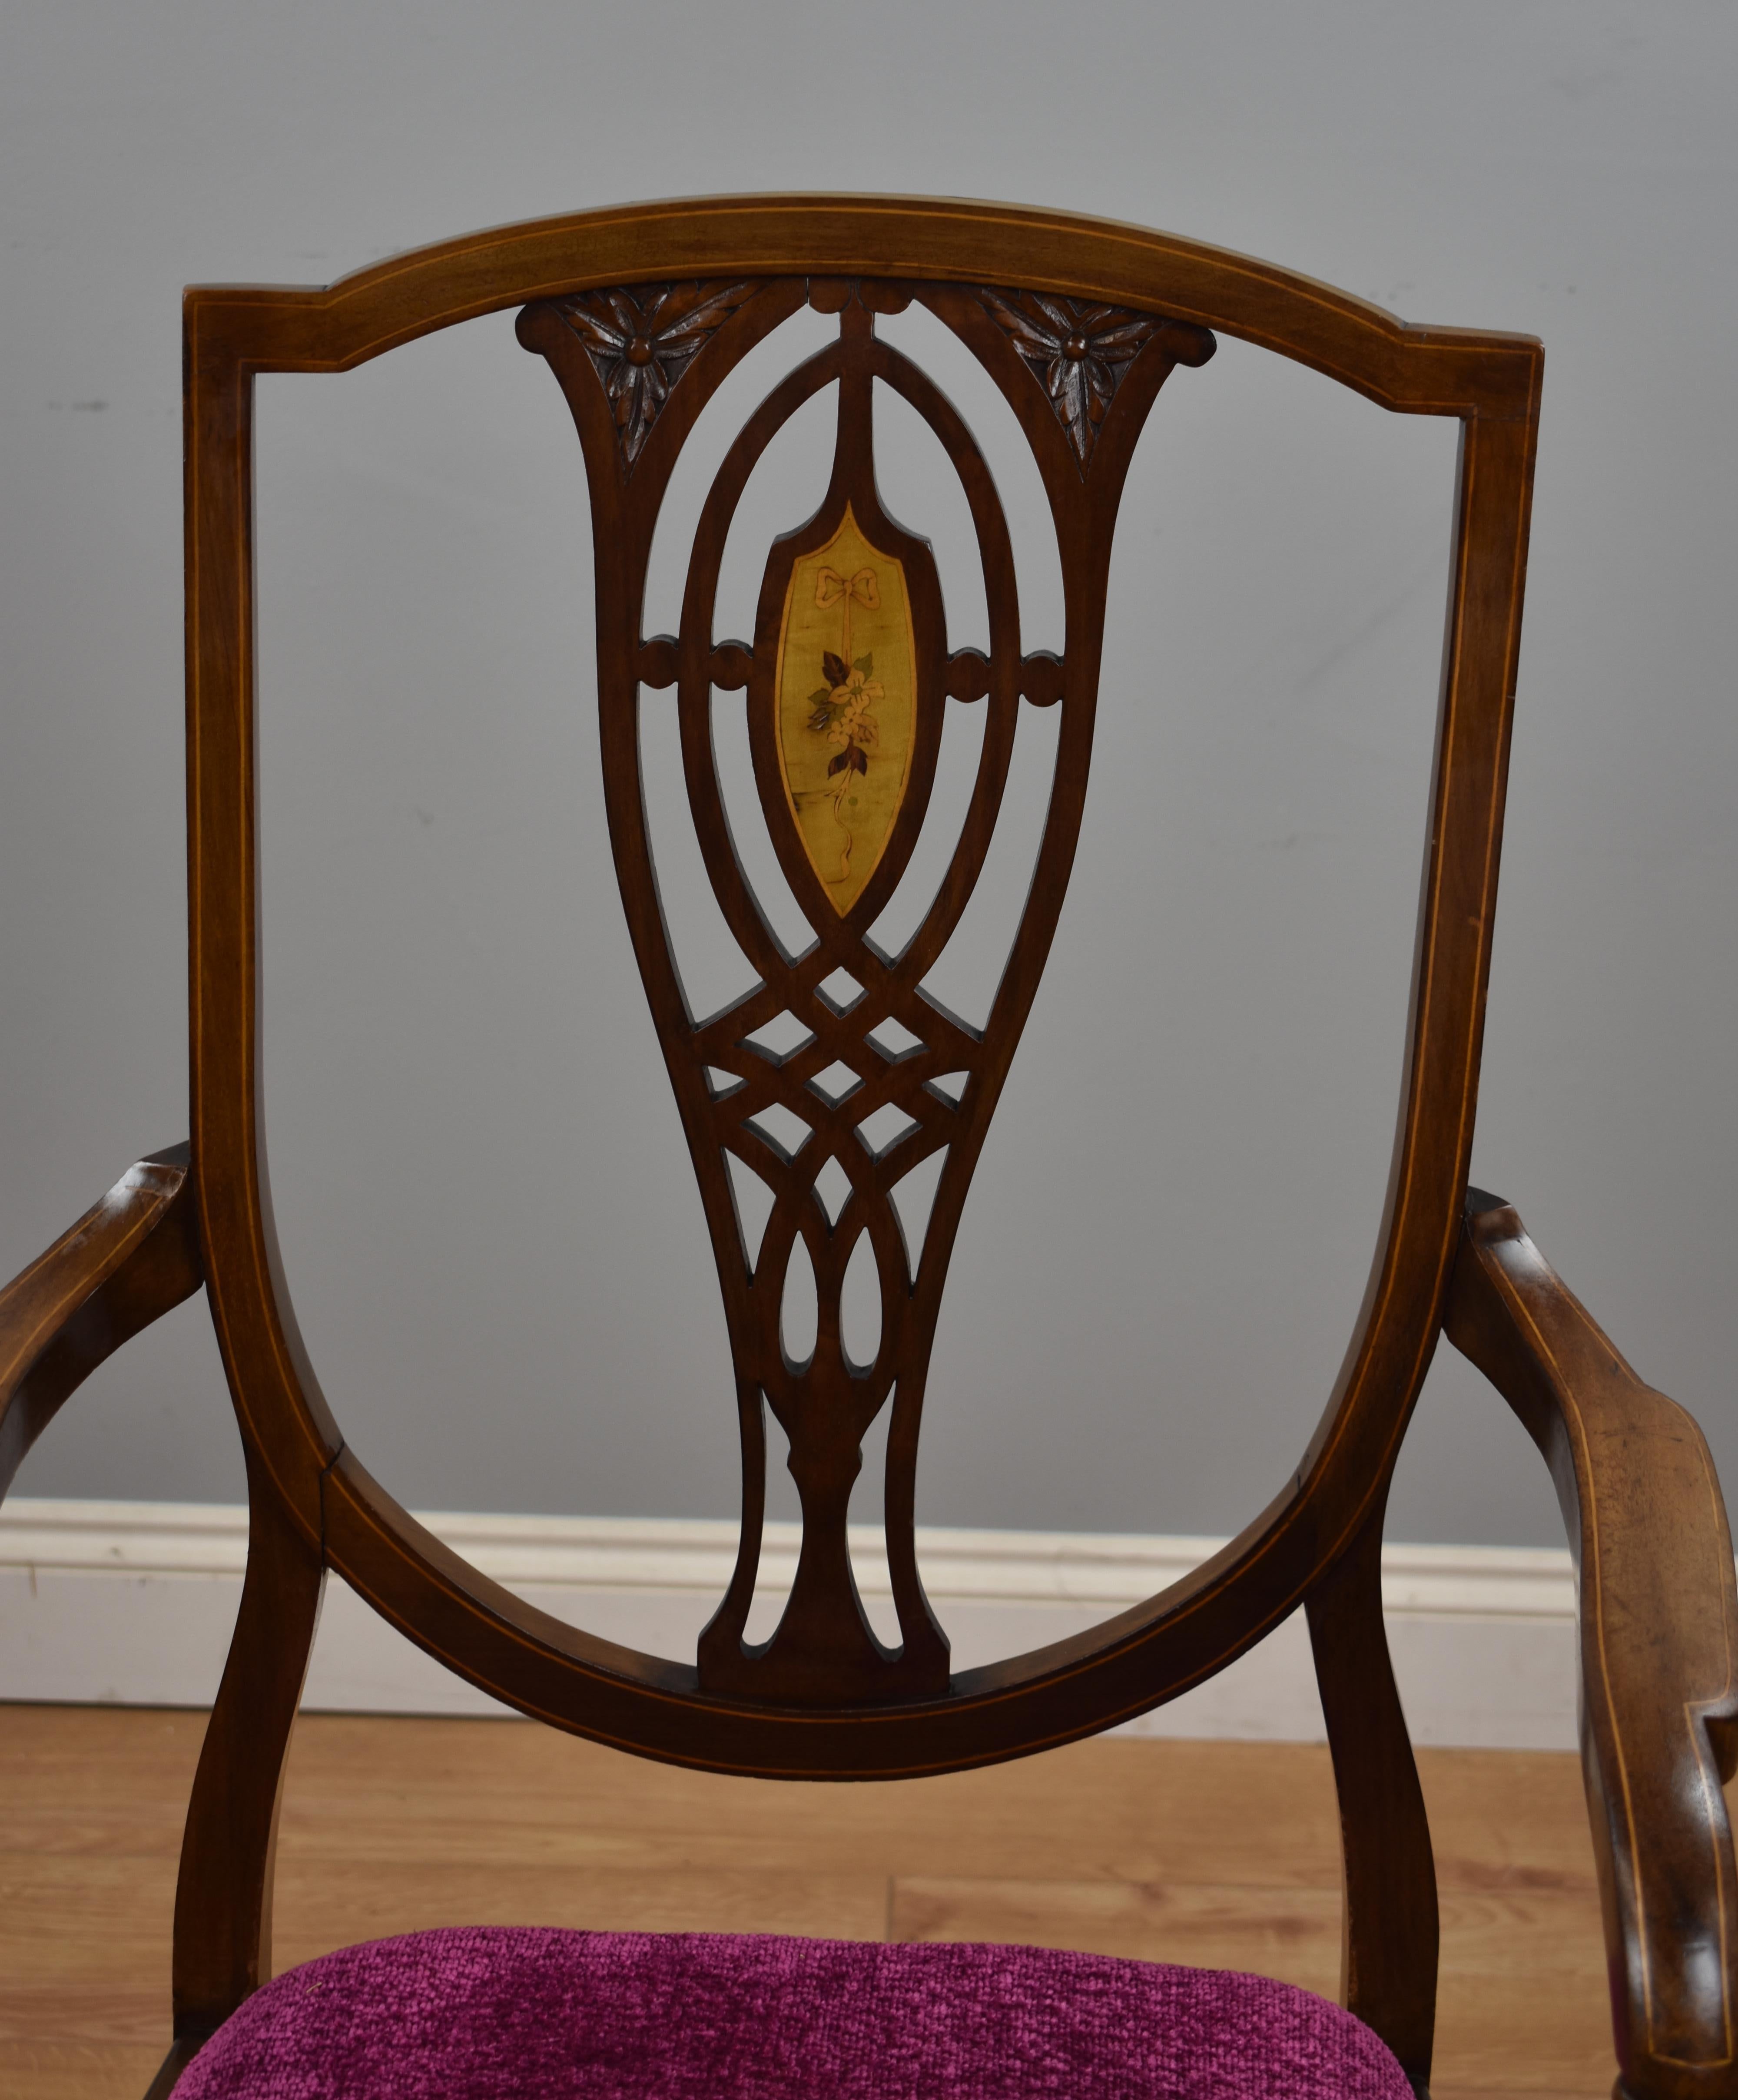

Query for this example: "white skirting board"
[0,1498,1583,1750]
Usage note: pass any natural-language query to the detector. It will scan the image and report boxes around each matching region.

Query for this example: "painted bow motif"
[815,566,880,620]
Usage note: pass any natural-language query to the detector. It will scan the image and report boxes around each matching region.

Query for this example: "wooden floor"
[2,1705,1616,2099]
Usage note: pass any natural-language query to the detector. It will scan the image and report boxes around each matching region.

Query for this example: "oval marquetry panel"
[772,507,917,915]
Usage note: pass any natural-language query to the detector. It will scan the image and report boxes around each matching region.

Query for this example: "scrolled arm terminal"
[0,1144,203,1505]
[1446,1190,1738,2100]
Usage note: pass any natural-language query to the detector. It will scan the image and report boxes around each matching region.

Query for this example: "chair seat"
[172,1927,1413,2098]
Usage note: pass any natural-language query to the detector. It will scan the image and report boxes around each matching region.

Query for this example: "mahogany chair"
[2,196,1734,2100]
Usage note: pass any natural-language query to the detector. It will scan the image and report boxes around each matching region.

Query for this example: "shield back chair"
[2,195,1735,2100]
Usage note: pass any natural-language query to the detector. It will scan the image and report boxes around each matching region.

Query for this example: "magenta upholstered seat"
[172,1928,1412,2099]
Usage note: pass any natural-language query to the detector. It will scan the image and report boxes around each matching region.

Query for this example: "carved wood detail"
[519,275,1212,1707]
[973,288,1216,473]
[547,280,763,472]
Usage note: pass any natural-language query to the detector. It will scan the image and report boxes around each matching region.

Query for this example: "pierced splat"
[519,274,1214,1706]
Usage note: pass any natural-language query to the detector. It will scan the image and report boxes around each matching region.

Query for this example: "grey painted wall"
[2,2,1733,1553]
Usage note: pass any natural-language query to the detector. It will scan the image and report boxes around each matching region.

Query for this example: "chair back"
[169,196,1541,2076]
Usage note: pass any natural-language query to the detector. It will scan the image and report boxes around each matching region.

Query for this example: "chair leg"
[1306,1499,1439,2098]
[165,1448,325,2073]
[142,2036,202,2100]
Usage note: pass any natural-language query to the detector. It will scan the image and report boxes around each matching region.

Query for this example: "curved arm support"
[1445,1191,1738,2100]
[169,1444,324,2059]
[1306,1499,1439,2097]
[0,1144,203,1504]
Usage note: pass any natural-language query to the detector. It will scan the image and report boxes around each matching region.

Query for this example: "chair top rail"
[182,191,1539,418]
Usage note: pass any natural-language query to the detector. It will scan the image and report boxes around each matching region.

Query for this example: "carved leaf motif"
[553,279,760,469]
[974,288,1210,474]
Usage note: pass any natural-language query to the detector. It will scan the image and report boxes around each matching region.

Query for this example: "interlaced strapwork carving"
[517,273,1214,1707]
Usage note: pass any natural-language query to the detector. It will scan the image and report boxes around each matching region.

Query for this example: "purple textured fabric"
[172,1928,1413,2099]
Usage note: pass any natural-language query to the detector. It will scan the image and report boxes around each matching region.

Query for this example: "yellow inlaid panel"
[773,507,916,916]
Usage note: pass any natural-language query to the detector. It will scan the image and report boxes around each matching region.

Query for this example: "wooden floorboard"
[0,1703,1619,2097]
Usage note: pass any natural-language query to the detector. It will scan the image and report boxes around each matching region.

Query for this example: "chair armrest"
[1445,1190,1738,2100]
[0,1144,203,1504]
